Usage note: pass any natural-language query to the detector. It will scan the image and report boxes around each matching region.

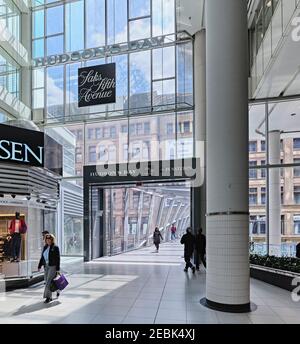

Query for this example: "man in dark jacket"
[180,227,195,273]
[296,242,300,259]
[195,228,206,270]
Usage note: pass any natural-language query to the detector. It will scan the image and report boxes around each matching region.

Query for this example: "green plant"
[250,254,300,274]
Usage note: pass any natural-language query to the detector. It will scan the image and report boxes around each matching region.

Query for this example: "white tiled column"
[206,215,250,306]
[203,0,250,312]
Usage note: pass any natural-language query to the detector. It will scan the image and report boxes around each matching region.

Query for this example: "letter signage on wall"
[78,63,116,107]
[0,124,44,167]
[32,35,171,68]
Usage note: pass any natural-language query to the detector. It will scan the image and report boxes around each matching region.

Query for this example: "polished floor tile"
[0,242,298,324]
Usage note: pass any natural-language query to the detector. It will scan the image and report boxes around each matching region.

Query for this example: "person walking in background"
[170,224,177,241]
[296,242,300,259]
[181,227,196,273]
[153,227,163,253]
[195,228,206,271]
[38,234,61,304]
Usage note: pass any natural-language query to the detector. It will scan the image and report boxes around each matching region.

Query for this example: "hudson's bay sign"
[33,34,181,68]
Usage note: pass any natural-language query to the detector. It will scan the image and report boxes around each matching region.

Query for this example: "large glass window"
[152,0,175,36]
[129,0,150,18]
[46,65,64,118]
[130,18,151,41]
[294,186,300,205]
[0,0,20,41]
[0,53,20,98]
[32,0,187,123]
[249,161,258,179]
[177,42,193,108]
[294,215,300,235]
[130,51,151,114]
[249,141,257,152]
[33,9,44,39]
[54,112,191,176]
[249,99,300,257]
[46,5,64,36]
[86,0,106,48]
[47,35,64,56]
[249,188,258,205]
[61,182,84,256]
[107,0,127,44]
[294,138,300,150]
[66,1,84,52]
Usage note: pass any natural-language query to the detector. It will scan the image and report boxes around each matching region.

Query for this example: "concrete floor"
[0,242,299,324]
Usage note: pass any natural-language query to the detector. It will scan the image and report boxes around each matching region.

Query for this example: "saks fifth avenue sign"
[33,35,167,68]
[0,124,44,168]
[78,63,116,107]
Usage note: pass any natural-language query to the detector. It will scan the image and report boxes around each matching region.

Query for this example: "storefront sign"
[78,63,116,107]
[0,124,44,168]
[33,35,168,68]
[84,158,199,185]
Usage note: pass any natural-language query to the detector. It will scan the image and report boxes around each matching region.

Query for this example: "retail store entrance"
[83,159,201,261]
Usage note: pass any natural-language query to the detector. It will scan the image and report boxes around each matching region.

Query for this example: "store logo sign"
[33,36,166,68]
[78,63,116,107]
[0,124,44,167]
[0,141,43,164]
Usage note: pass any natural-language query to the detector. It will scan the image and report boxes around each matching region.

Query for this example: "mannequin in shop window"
[9,212,27,262]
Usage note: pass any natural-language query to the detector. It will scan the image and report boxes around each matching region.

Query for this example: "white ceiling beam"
[11,0,29,13]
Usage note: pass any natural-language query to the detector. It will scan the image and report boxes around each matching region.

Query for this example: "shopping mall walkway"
[0,242,299,324]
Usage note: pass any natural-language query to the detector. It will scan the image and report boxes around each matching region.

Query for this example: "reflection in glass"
[47,35,64,56]
[66,1,84,52]
[130,51,151,113]
[107,0,127,44]
[46,66,64,118]
[129,18,151,41]
[33,38,44,58]
[86,0,106,48]
[46,6,63,36]
[33,10,44,38]
[152,0,175,36]
[108,54,128,114]
[129,0,150,18]
[177,43,193,107]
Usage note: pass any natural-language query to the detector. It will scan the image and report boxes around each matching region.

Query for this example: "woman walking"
[153,227,163,253]
[38,234,60,304]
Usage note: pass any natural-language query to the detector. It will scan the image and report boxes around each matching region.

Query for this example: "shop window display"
[0,204,56,280]
[0,123,61,284]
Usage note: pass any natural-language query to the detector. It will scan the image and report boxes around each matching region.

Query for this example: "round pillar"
[202,0,251,313]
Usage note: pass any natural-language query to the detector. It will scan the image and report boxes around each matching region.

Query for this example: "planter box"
[250,264,300,292]
[5,273,44,291]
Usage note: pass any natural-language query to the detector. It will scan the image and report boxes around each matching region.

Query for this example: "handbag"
[53,273,69,291]
[50,279,59,292]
